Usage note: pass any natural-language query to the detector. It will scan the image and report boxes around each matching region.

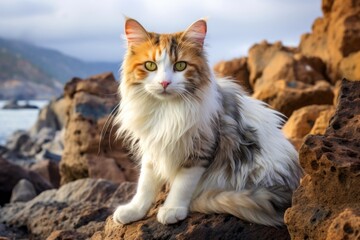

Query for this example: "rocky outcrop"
[243,41,334,117]
[213,57,252,93]
[60,72,138,185]
[285,79,360,240]
[299,0,360,81]
[92,191,291,240]
[0,178,137,240]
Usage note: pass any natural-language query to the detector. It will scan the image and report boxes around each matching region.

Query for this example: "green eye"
[174,61,187,71]
[144,61,157,71]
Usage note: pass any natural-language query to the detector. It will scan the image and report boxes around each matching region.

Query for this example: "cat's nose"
[160,81,171,89]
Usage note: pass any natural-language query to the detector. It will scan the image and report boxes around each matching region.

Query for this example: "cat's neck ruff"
[117,76,220,179]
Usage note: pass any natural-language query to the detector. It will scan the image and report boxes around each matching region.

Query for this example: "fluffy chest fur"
[116,81,220,181]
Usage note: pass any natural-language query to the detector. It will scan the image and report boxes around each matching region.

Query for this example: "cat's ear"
[125,18,149,46]
[182,19,207,47]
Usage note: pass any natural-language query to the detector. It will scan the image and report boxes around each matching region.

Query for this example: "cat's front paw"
[157,206,188,224]
[113,204,146,225]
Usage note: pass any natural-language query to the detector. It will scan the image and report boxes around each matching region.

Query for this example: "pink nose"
[160,81,171,89]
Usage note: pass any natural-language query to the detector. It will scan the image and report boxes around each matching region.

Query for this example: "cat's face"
[122,18,211,100]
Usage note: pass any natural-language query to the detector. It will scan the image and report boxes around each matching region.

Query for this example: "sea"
[0,100,48,145]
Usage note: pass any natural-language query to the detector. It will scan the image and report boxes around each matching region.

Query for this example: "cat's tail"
[190,186,292,226]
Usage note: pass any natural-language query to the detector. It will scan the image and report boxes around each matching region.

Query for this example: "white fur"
[157,166,205,224]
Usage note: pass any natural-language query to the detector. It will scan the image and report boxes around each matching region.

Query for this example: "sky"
[0,0,322,65]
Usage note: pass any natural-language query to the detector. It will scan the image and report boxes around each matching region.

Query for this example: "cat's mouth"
[153,89,178,99]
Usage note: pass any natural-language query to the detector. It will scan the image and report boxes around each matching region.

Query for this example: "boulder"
[213,57,252,93]
[254,52,327,91]
[285,79,360,240]
[60,72,138,185]
[253,80,334,117]
[0,178,137,240]
[10,179,37,203]
[30,96,70,136]
[282,105,335,149]
[0,157,52,206]
[92,191,291,240]
[299,0,360,81]
[247,41,295,87]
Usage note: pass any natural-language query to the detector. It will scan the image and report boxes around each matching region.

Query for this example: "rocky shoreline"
[1,0,359,239]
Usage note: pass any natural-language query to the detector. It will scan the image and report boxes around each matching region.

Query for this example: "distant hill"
[0,37,120,99]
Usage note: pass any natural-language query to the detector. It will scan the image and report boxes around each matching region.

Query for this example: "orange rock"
[247,41,295,87]
[285,79,360,240]
[300,0,360,82]
[282,105,335,150]
[339,51,360,81]
[253,80,334,117]
[326,209,360,240]
[213,57,252,93]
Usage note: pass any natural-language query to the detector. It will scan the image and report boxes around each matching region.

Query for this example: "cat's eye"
[144,61,157,71]
[174,61,187,72]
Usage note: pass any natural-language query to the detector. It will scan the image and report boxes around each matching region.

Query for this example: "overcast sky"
[0,0,322,65]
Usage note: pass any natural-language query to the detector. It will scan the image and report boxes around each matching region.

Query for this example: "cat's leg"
[113,158,163,224]
[157,166,205,224]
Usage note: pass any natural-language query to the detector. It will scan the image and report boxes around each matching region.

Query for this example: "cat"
[113,18,303,226]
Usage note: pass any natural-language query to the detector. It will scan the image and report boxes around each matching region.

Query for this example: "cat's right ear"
[125,18,149,46]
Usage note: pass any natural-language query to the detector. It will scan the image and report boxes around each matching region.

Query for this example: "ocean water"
[0,100,48,145]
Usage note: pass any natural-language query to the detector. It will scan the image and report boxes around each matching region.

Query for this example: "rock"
[339,51,360,81]
[285,79,360,240]
[310,107,336,135]
[4,130,31,155]
[213,57,252,93]
[254,52,327,91]
[30,96,70,136]
[247,41,295,87]
[3,127,62,165]
[10,179,37,203]
[282,105,335,149]
[47,230,88,240]
[0,178,137,240]
[326,209,360,240]
[0,156,52,206]
[60,72,138,185]
[30,159,60,188]
[0,223,27,240]
[253,80,334,117]
[2,99,38,109]
[93,191,291,240]
[299,0,360,82]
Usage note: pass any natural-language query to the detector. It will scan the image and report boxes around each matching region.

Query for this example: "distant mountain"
[0,37,120,99]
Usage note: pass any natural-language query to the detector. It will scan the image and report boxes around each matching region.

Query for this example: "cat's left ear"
[182,19,207,47]
[125,18,149,46]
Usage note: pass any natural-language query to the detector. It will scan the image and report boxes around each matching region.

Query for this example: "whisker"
[98,103,120,155]
[108,118,117,151]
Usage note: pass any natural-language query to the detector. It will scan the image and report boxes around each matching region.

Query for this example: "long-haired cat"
[113,18,303,226]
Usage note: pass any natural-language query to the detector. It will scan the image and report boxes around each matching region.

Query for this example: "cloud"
[0,0,322,64]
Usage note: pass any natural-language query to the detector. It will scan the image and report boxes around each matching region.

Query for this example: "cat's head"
[121,18,211,100]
